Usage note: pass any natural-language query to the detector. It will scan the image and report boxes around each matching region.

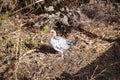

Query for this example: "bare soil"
[0,2,120,80]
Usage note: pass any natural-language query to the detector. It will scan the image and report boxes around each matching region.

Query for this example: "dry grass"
[0,1,120,80]
[0,15,120,79]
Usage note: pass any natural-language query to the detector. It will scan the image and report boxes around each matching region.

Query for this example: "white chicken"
[50,30,77,57]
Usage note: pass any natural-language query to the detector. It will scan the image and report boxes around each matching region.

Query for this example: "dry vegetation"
[0,0,120,80]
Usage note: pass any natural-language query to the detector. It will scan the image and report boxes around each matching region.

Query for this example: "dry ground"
[0,1,120,80]
[0,11,120,80]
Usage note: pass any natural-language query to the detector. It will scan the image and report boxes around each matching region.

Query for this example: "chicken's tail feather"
[67,40,77,46]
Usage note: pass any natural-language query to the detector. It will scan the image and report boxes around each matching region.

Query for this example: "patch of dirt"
[0,2,120,80]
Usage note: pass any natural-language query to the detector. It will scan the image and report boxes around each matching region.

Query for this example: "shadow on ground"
[54,17,120,43]
[55,38,120,80]
[36,44,56,54]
